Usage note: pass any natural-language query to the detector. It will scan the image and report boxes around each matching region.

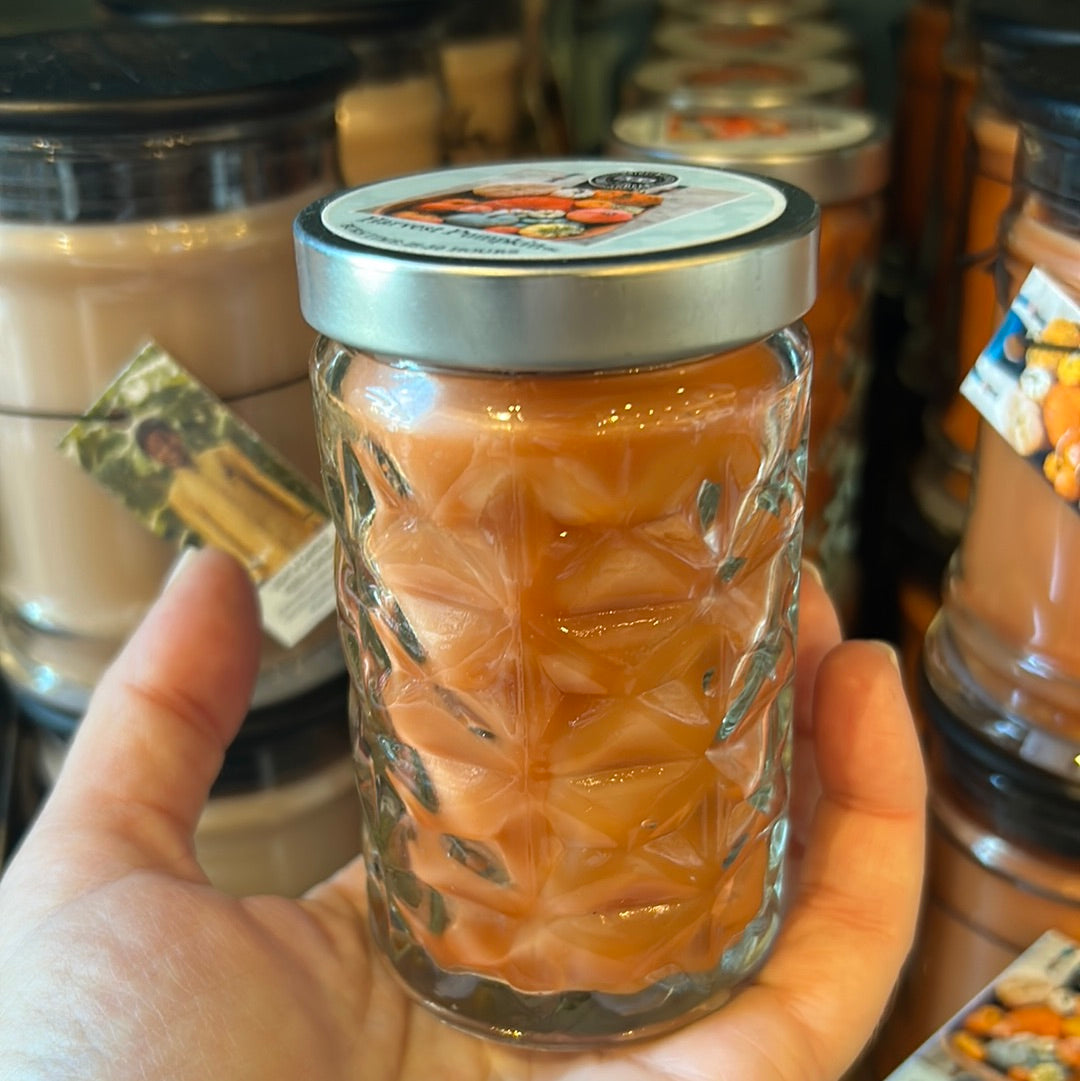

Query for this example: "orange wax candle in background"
[930,46,1080,743]
[609,101,889,624]
[295,160,818,1045]
[888,0,952,269]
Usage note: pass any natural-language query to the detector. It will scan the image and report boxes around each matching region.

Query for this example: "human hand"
[0,550,925,1081]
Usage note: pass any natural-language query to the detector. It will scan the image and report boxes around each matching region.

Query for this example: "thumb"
[41,547,261,877]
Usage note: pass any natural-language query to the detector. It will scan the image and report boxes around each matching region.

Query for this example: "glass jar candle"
[656,0,832,23]
[869,659,1080,1074]
[26,675,362,898]
[652,17,856,65]
[610,103,888,624]
[931,47,1080,744]
[888,0,952,268]
[0,26,355,713]
[99,0,448,188]
[294,160,817,1045]
[623,55,864,110]
[930,3,1080,466]
[439,0,527,162]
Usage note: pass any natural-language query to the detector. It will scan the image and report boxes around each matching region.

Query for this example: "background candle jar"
[869,659,1080,1075]
[652,18,857,65]
[98,0,448,188]
[0,26,356,713]
[931,48,1080,742]
[294,161,817,1046]
[623,55,865,111]
[610,102,889,625]
[23,674,362,898]
[655,0,833,25]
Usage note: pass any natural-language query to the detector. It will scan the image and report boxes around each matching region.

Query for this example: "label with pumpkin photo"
[961,267,1080,514]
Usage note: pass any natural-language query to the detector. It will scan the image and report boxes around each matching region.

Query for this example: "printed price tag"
[60,341,335,647]
[961,267,1080,513]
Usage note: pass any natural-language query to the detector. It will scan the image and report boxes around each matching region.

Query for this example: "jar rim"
[293,160,818,371]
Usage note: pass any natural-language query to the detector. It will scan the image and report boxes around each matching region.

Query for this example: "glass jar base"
[367,901,782,1049]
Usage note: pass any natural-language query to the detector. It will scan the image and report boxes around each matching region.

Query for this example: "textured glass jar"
[294,160,817,1045]
[611,102,888,625]
[652,18,855,65]
[0,26,355,714]
[930,48,1080,746]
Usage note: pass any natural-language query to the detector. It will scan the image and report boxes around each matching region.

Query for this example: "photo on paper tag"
[961,267,1080,515]
[883,930,1080,1081]
[59,341,335,647]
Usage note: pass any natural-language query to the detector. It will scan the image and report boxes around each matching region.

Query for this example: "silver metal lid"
[658,0,833,25]
[610,103,889,205]
[626,55,863,108]
[293,159,818,371]
[654,18,855,62]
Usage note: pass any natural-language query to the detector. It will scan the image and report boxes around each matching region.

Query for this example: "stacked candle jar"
[97,0,448,187]
[626,0,862,114]
[873,46,1080,1071]
[624,0,864,113]
[610,101,888,626]
[0,26,362,893]
[908,2,1080,620]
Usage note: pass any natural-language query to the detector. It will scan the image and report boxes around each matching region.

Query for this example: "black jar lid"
[918,660,1080,858]
[970,0,1080,54]
[16,673,351,798]
[994,46,1080,143]
[97,0,443,35]
[0,25,358,134]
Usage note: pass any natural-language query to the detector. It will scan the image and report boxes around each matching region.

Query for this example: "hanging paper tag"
[961,267,1080,512]
[59,341,336,648]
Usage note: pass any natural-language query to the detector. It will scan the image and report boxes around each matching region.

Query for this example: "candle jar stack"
[872,45,1080,1070]
[609,100,889,626]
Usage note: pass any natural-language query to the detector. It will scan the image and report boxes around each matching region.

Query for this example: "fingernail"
[159,545,204,597]
[867,639,902,673]
[801,560,824,587]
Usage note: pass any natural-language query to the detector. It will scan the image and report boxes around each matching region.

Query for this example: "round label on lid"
[319,160,787,263]
[629,103,878,156]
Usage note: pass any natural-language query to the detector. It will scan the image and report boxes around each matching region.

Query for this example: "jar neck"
[1013,123,1080,231]
[0,107,338,224]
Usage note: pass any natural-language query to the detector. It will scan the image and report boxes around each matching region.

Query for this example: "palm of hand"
[0,552,924,1081]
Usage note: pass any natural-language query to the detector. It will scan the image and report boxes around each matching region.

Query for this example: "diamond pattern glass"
[313,332,810,1045]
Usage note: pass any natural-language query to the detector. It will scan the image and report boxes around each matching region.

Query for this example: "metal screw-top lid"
[611,103,889,205]
[0,25,358,133]
[627,55,863,109]
[654,18,855,64]
[97,0,443,35]
[293,159,818,372]
[657,0,832,25]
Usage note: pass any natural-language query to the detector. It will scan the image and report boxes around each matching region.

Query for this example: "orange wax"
[801,195,882,608]
[328,342,806,994]
[890,0,952,258]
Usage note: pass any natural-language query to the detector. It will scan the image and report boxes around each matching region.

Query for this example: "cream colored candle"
[440,34,525,162]
[0,25,355,711]
[336,75,443,186]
